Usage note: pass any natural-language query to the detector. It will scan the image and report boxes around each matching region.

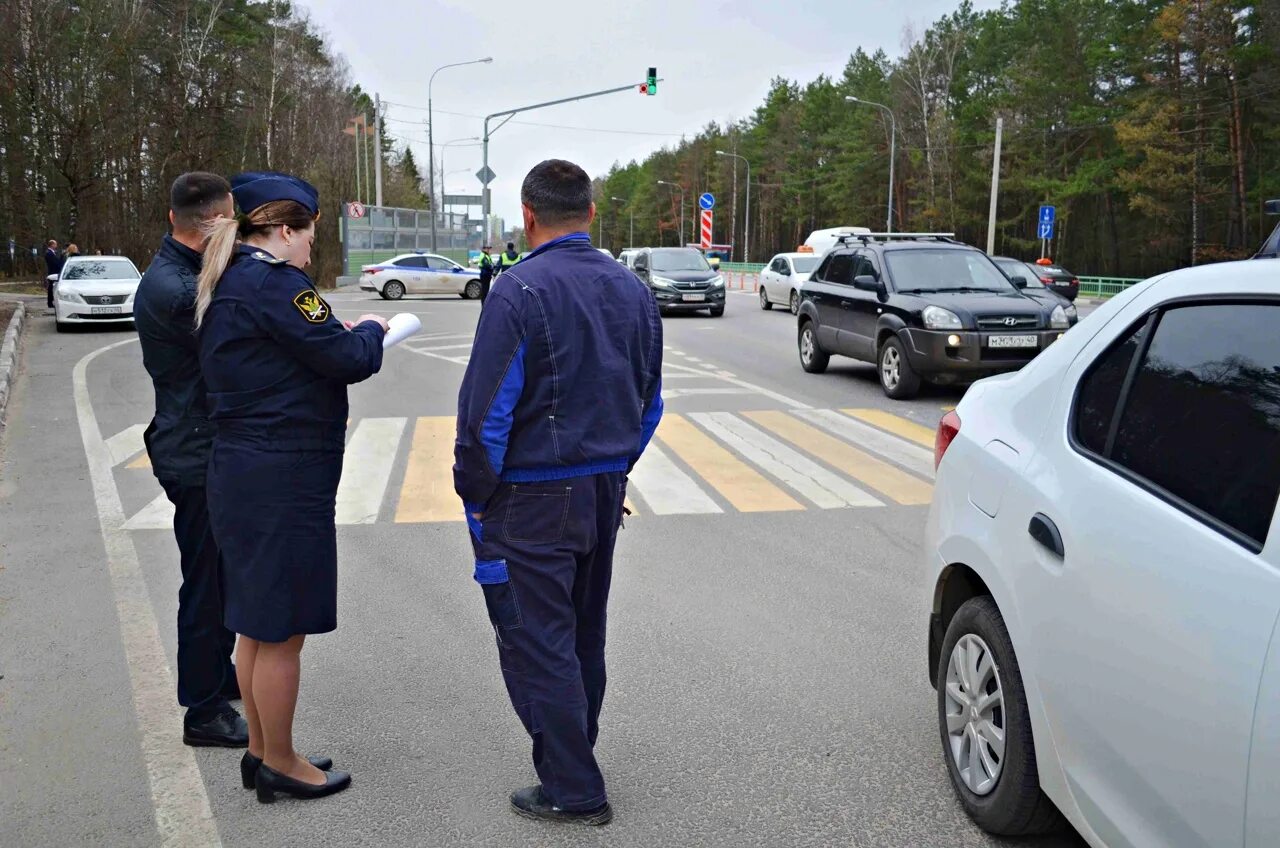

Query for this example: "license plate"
[91,306,122,315]
[683,293,706,302]
[987,334,1038,349]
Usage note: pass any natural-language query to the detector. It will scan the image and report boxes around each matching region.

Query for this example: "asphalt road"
[0,287,1089,847]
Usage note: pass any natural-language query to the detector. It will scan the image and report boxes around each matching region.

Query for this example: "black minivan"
[632,247,726,317]
[796,235,1073,399]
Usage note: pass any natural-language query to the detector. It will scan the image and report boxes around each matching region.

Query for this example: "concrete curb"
[0,301,27,431]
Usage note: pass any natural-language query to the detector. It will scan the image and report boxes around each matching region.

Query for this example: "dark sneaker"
[509,785,612,826]
[183,707,249,748]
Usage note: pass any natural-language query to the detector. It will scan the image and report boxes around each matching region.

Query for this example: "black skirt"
[207,442,344,642]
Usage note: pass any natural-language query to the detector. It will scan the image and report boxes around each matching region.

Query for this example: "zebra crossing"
[113,408,937,530]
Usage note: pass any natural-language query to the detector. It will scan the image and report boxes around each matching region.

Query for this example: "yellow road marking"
[127,452,151,469]
[395,416,463,523]
[745,411,932,505]
[656,415,802,512]
[842,408,936,448]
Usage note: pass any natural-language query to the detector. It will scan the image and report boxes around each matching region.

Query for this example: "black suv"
[632,247,726,316]
[796,236,1073,399]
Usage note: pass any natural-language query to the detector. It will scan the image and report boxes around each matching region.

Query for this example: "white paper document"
[381,313,422,349]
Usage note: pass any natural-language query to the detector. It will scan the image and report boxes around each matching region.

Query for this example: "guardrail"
[1076,276,1144,299]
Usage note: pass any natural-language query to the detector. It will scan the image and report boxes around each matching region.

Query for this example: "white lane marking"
[335,417,407,524]
[685,357,704,363]
[689,412,882,509]
[628,442,722,515]
[73,338,222,848]
[715,370,737,378]
[415,332,476,341]
[663,388,759,399]
[662,360,811,409]
[402,347,470,366]
[412,343,473,352]
[793,408,936,479]
[123,492,175,531]
[106,423,147,466]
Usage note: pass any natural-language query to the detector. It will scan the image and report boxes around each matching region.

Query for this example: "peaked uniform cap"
[230,171,320,216]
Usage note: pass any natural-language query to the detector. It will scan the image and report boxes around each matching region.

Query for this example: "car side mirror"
[853,274,879,291]
[47,274,58,283]
[1265,199,1280,216]
[1010,275,1027,288]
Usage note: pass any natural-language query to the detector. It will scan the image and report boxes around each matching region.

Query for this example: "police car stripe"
[627,442,722,515]
[335,417,407,524]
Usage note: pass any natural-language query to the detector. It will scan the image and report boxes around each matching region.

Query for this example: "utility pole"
[373,93,383,207]
[846,96,897,232]
[987,116,1003,255]
[657,180,685,246]
[428,57,493,253]
[716,150,751,263]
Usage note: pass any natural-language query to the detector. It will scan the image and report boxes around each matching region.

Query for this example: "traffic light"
[639,67,658,96]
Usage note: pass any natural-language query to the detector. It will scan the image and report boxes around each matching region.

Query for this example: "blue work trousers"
[470,471,627,811]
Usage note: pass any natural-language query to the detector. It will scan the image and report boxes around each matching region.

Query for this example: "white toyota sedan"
[924,258,1280,846]
[51,256,142,332]
[758,251,821,314]
[359,253,482,300]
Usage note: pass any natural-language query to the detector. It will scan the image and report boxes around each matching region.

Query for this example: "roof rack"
[835,232,960,245]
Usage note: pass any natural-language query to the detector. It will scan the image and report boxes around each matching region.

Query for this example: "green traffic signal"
[647,66,657,96]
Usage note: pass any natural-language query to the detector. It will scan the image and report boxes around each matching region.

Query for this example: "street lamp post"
[439,137,480,252]
[715,151,751,262]
[846,96,896,233]
[611,196,633,248]
[428,57,493,253]
[656,180,685,246]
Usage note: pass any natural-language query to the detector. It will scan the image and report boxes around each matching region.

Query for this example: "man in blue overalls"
[455,159,663,826]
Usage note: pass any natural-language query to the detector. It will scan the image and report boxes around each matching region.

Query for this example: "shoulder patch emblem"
[251,251,286,265]
[292,290,330,323]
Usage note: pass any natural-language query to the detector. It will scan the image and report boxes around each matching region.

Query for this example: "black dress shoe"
[183,708,249,748]
[255,763,351,803]
[509,785,612,826]
[240,752,334,789]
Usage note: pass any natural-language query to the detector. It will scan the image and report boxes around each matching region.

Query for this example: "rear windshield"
[63,259,139,280]
[885,249,1016,294]
[652,249,711,273]
[791,256,819,273]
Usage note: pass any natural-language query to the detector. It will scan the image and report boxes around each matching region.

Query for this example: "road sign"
[443,194,483,206]
[700,209,713,248]
[475,165,497,185]
[1038,221,1055,240]
[1039,205,1056,225]
[346,201,365,219]
[699,192,715,211]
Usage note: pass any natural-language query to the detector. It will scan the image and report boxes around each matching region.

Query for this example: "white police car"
[359,253,482,300]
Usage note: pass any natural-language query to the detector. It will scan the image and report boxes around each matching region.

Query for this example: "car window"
[811,255,833,282]
[884,249,1014,293]
[62,259,139,280]
[825,253,856,286]
[651,248,710,272]
[851,251,879,280]
[791,256,819,274]
[1075,318,1151,455]
[634,253,649,272]
[425,257,455,270]
[772,257,788,274]
[394,256,428,268]
[1076,302,1280,547]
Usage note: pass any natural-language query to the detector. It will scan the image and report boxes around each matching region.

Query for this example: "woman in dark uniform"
[195,172,388,802]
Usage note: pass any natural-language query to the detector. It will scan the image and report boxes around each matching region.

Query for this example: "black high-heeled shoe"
[255,763,351,803]
[240,752,335,790]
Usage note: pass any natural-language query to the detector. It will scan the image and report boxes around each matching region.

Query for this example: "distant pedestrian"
[197,171,388,803]
[133,172,248,750]
[44,239,63,308]
[477,244,495,303]
[455,159,663,825]
[65,243,80,260]
[495,240,520,276]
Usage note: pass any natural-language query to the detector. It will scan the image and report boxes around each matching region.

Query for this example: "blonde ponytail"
[195,216,242,328]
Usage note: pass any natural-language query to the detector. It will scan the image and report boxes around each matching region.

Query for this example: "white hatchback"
[51,256,142,332]
[359,253,482,300]
[924,259,1280,846]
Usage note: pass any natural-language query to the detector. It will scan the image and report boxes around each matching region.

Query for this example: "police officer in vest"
[197,172,388,802]
[134,172,246,747]
[495,240,520,276]
[455,159,664,825]
[477,244,495,302]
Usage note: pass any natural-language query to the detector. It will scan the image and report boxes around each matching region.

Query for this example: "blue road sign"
[1038,221,1055,240]
[699,192,715,211]
[1039,205,1056,225]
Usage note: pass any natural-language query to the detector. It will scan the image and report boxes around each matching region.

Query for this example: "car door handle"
[1028,512,1064,558]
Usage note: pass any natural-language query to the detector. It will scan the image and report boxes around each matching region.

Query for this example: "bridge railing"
[1076,276,1144,299]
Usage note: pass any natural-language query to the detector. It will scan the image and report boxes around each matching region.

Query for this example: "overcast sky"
[303,0,999,226]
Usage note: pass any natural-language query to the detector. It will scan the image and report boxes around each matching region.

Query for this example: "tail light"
[1070,278,1079,285]
[935,411,961,470]
[1040,276,1054,284]
[361,265,376,274]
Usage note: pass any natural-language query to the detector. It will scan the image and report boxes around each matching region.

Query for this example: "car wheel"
[709,306,725,317]
[377,289,390,301]
[464,280,482,300]
[55,320,69,334]
[789,290,800,315]
[383,281,405,301]
[937,597,1064,836]
[879,336,921,399]
[759,287,773,310]
[798,321,829,374]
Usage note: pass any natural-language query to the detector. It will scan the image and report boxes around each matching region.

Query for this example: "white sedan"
[924,258,1280,846]
[758,252,821,314]
[359,253,482,300]
[51,256,142,332]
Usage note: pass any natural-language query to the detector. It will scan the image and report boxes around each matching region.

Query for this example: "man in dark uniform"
[44,239,63,309]
[455,159,664,825]
[477,244,495,303]
[133,172,248,747]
